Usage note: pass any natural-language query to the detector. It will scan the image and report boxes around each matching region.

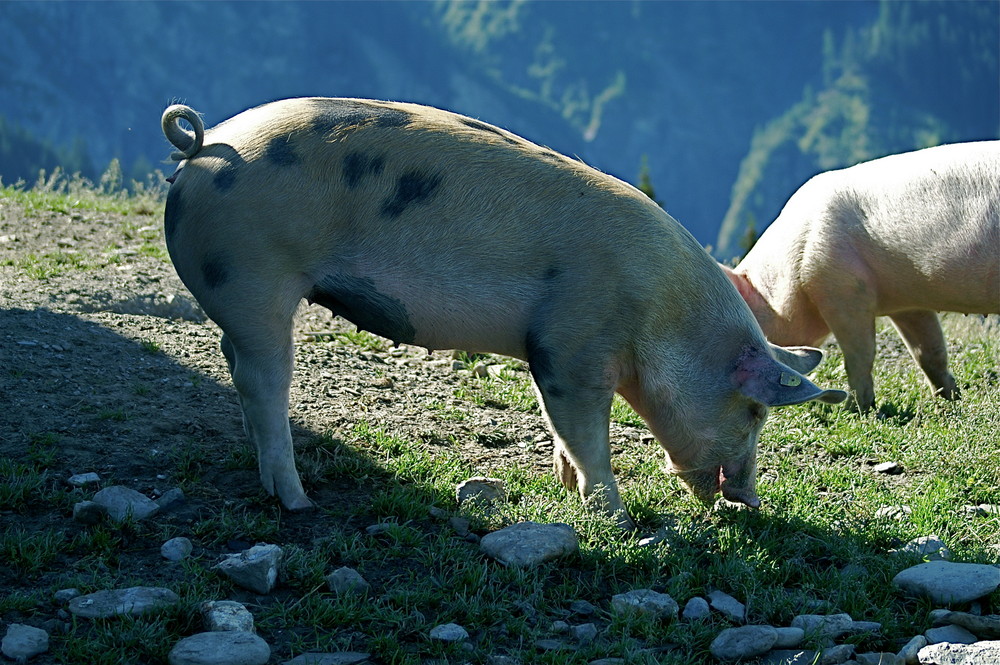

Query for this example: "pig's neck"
[732,268,830,347]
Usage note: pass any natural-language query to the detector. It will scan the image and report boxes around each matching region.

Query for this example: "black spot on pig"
[201,257,229,289]
[309,274,415,344]
[164,183,184,240]
[312,100,413,137]
[214,162,238,191]
[381,170,443,218]
[343,152,385,189]
[265,136,298,167]
[544,266,563,280]
[459,118,519,145]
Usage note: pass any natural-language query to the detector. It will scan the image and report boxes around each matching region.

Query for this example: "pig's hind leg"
[889,310,959,400]
[211,285,313,511]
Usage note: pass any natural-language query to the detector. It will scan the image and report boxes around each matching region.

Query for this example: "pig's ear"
[736,349,848,407]
[769,344,824,375]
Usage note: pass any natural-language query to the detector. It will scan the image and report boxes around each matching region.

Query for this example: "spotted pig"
[161,98,845,528]
[722,142,1000,412]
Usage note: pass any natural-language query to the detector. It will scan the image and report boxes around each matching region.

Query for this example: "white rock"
[480,521,578,568]
[709,625,778,661]
[875,505,912,520]
[456,477,507,505]
[681,596,710,621]
[69,587,180,619]
[610,589,678,620]
[168,631,270,665]
[917,640,1000,664]
[790,613,855,639]
[202,600,255,632]
[72,500,108,524]
[894,535,952,561]
[68,472,100,486]
[1,624,49,661]
[708,589,746,622]
[161,537,194,561]
[325,566,371,596]
[924,624,978,645]
[572,623,598,643]
[899,634,928,664]
[92,486,160,522]
[214,544,282,594]
[774,626,805,648]
[52,588,81,603]
[933,611,1000,639]
[429,623,469,642]
[156,487,186,509]
[893,561,1000,604]
[873,461,903,474]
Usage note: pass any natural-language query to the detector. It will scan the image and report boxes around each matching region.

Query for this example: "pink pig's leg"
[889,310,960,400]
[824,310,878,413]
[528,360,634,529]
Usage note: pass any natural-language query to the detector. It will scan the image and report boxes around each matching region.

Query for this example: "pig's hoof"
[553,449,579,492]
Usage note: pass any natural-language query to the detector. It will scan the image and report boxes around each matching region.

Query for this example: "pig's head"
[662,343,846,508]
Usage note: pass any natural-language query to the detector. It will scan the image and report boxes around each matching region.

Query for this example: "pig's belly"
[307,269,534,359]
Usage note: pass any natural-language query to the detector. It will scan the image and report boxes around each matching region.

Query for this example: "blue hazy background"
[1,0,997,257]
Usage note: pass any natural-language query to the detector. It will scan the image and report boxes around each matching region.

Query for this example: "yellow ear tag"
[779,371,802,387]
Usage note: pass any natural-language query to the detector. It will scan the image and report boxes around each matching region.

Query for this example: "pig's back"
[822,142,1000,314]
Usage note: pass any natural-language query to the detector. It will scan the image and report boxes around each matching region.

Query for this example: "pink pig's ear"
[735,347,848,407]
[769,344,824,375]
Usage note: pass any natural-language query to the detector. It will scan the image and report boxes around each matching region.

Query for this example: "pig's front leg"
[528,351,635,529]
[889,310,959,400]
[823,308,878,412]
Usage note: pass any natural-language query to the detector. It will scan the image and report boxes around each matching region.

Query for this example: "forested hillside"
[1,0,995,250]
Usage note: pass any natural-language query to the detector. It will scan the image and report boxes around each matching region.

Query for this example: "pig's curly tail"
[162,104,205,161]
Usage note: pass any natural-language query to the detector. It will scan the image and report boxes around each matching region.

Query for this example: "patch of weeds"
[308,328,389,352]
[139,338,160,354]
[452,373,537,412]
[97,408,129,422]
[139,242,168,260]
[0,590,43,614]
[56,613,179,665]
[0,527,68,575]
[17,250,94,279]
[1,162,166,217]
[0,457,49,509]
[170,440,210,484]
[28,431,59,466]
[133,382,151,396]
[190,504,282,547]
[425,400,469,422]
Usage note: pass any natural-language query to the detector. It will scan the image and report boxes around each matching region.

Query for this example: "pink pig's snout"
[676,457,760,509]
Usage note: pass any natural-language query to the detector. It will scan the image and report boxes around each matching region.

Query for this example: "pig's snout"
[676,459,760,509]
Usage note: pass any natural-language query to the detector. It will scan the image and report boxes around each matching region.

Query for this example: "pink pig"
[722,141,1000,412]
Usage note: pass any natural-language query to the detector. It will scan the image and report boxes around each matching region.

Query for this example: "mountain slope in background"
[715,1,1000,258]
[1,1,996,250]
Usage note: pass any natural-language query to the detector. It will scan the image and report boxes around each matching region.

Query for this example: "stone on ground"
[480,521,578,567]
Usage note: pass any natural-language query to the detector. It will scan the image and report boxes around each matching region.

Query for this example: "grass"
[5,328,998,664]
[1,163,166,218]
